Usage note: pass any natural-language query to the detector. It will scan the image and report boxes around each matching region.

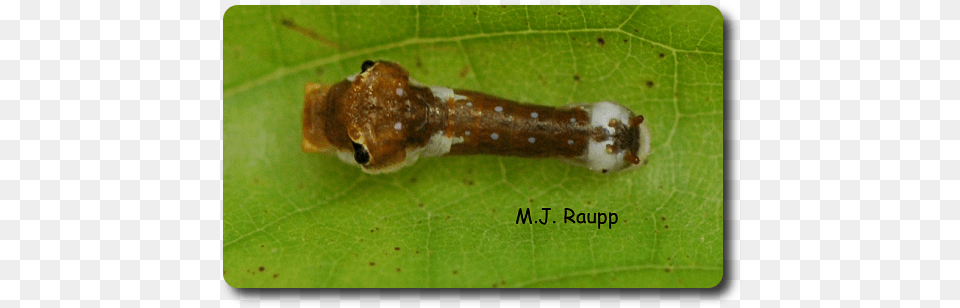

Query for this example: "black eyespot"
[352,142,370,164]
[361,60,375,73]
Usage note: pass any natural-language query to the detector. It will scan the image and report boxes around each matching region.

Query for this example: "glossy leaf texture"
[223,5,724,288]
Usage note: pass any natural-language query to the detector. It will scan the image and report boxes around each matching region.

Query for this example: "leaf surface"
[223,5,723,288]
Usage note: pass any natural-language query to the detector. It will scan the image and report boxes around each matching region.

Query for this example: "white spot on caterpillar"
[394,122,402,130]
[531,112,538,119]
[495,106,503,112]
[570,117,576,123]
[528,137,536,144]
[581,101,636,173]
[464,131,471,136]
[429,86,467,101]
[466,102,473,107]
[568,140,574,145]
[491,133,499,140]
[396,88,404,96]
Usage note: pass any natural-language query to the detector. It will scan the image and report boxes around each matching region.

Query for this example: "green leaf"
[223,5,723,288]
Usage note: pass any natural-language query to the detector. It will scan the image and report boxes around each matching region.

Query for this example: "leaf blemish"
[459,66,469,78]
[273,273,279,278]
[370,262,376,266]
[259,267,265,272]
[659,53,665,58]
[453,270,458,275]
[573,75,580,81]
[280,19,337,48]
[597,38,605,46]
[646,81,654,88]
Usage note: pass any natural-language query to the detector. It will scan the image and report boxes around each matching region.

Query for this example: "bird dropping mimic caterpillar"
[302,60,651,174]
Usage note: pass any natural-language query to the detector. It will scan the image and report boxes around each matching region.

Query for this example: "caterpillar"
[303,60,651,174]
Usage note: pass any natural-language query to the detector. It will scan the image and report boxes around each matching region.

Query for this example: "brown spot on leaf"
[370,262,376,266]
[573,75,580,81]
[665,268,671,273]
[459,66,469,78]
[258,267,264,272]
[273,273,278,278]
[397,268,402,272]
[661,217,666,221]
[453,270,458,275]
[646,81,655,88]
[597,38,605,46]
[664,225,669,229]
[394,247,400,251]
[659,53,665,58]
[279,19,338,48]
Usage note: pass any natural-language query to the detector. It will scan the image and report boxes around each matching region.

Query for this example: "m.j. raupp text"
[515,208,619,229]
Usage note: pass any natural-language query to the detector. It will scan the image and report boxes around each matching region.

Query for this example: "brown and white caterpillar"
[302,60,651,174]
